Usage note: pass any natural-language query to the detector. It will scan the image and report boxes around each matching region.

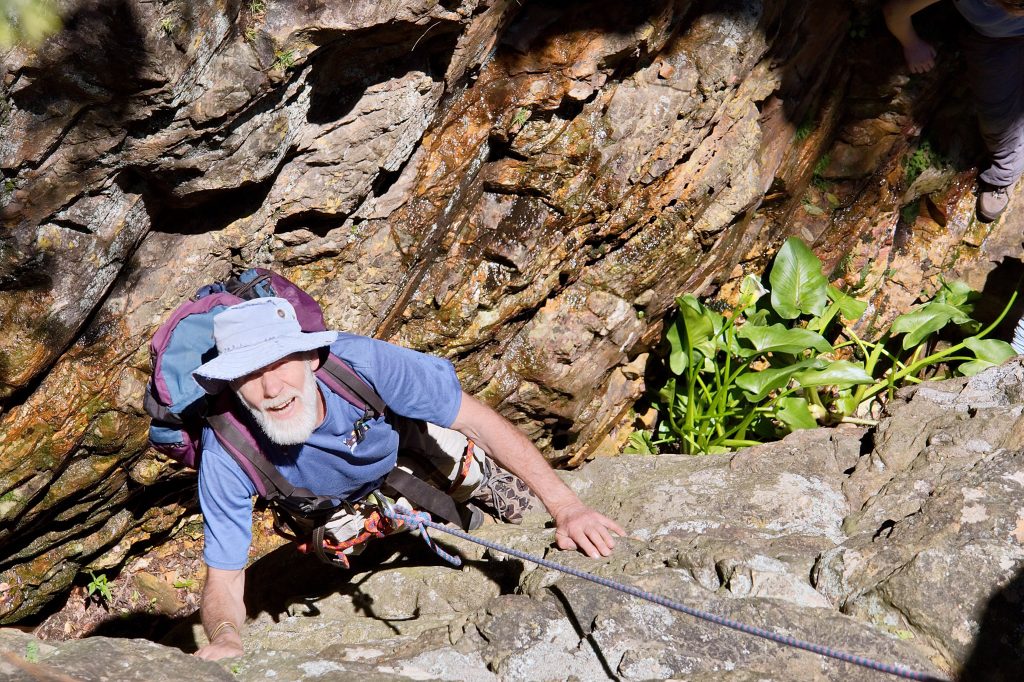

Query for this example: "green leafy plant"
[903,140,940,186]
[159,17,174,34]
[244,27,258,44]
[794,115,816,142]
[272,49,294,70]
[173,577,196,589]
[247,0,265,13]
[86,571,114,605]
[638,237,1016,455]
[511,107,530,128]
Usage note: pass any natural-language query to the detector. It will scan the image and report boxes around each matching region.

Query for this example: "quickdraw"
[295,492,406,568]
[447,438,476,494]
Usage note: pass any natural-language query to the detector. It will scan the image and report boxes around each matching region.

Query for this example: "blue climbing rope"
[383,506,950,682]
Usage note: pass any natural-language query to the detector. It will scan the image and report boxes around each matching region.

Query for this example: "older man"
[884,0,1024,221]
[190,297,624,660]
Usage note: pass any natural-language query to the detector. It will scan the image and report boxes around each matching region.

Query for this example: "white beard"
[236,362,320,446]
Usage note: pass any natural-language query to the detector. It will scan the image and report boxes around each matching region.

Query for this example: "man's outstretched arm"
[450,391,625,558]
[195,566,246,660]
[883,0,942,72]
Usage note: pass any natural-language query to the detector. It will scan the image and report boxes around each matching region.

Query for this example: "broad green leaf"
[743,309,770,329]
[775,396,818,431]
[624,430,657,454]
[793,360,874,388]
[737,323,833,355]
[964,337,1016,364]
[736,359,821,401]
[666,318,688,375]
[890,302,973,349]
[827,285,868,322]
[676,294,721,360]
[769,238,829,319]
[834,389,861,418]
[803,203,825,216]
[933,279,977,309]
[957,360,992,377]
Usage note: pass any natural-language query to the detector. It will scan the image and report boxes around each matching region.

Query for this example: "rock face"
[2,0,1021,624]
[5,361,1024,680]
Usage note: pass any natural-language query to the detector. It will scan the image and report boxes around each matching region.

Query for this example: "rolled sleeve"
[333,335,464,427]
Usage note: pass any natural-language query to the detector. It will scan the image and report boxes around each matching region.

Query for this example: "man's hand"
[194,631,244,661]
[197,567,245,661]
[903,38,937,73]
[451,391,625,558]
[551,500,625,558]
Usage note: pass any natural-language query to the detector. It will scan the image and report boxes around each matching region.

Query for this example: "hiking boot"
[470,458,534,524]
[977,183,1011,222]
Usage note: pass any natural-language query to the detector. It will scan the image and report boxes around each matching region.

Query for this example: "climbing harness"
[381,506,951,682]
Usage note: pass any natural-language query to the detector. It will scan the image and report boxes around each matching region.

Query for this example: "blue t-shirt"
[954,0,1024,37]
[197,333,463,569]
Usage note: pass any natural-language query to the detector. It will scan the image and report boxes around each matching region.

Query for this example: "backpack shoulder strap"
[206,397,337,516]
[318,353,387,417]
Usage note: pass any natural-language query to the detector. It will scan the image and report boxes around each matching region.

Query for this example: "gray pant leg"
[963,30,1024,187]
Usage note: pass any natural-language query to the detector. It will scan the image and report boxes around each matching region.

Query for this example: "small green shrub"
[86,571,113,605]
[511,107,530,128]
[631,237,1016,455]
[903,140,940,186]
[794,115,816,142]
[272,49,295,70]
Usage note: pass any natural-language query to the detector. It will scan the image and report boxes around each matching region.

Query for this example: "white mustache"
[260,391,299,412]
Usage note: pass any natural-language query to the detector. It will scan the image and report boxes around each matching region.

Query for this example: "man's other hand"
[904,38,937,73]
[194,634,243,661]
[552,501,626,558]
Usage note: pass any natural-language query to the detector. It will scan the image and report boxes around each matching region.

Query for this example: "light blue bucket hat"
[193,297,337,393]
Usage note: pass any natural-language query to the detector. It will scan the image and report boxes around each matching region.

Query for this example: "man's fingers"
[603,517,626,537]
[586,527,614,557]
[574,532,601,558]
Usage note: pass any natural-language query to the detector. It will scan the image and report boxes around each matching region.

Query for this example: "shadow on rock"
[959,565,1024,682]
[240,531,526,627]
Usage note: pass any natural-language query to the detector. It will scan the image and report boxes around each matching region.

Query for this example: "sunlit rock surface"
[5,362,1024,679]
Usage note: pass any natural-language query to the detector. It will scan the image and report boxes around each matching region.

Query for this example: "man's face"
[231,351,324,445]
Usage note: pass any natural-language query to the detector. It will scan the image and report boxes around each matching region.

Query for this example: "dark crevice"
[274,210,351,238]
[481,251,521,273]
[48,219,94,236]
[485,136,530,164]
[145,171,276,235]
[371,166,403,200]
[549,586,619,680]
[0,475,194,572]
